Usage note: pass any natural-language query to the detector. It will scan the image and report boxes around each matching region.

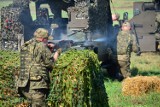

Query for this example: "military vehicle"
[129,0,160,52]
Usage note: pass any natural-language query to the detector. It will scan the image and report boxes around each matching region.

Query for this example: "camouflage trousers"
[20,87,49,107]
[117,55,131,78]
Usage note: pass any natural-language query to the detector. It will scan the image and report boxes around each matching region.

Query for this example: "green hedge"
[48,49,109,107]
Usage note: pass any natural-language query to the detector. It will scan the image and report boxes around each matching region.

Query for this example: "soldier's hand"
[53,48,62,61]
[48,43,55,48]
[57,48,62,55]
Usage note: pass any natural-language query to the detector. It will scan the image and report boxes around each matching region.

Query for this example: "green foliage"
[0,50,24,106]
[47,49,109,107]
[0,49,160,107]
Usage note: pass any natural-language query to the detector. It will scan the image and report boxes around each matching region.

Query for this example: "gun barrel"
[48,40,62,44]
[133,24,143,28]
[131,22,141,55]
[73,41,85,45]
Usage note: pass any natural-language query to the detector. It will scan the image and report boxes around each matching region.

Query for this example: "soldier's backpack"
[17,39,36,88]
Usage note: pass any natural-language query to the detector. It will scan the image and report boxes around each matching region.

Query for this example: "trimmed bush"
[47,49,109,107]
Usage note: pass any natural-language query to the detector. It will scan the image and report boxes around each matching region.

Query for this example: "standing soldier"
[113,21,138,80]
[17,28,61,107]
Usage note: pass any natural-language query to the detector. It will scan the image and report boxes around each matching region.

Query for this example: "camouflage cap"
[156,13,160,22]
[122,21,131,27]
[34,28,48,39]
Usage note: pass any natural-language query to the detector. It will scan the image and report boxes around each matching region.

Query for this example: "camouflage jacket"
[18,39,54,89]
[116,30,137,57]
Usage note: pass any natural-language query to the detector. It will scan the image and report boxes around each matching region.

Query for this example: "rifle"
[123,12,128,21]
[67,28,88,37]
[131,22,142,56]
[48,40,72,53]
[118,12,129,27]
[48,39,98,53]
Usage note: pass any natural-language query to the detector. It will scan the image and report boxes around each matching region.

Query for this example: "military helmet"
[156,13,160,22]
[34,28,48,39]
[122,21,131,27]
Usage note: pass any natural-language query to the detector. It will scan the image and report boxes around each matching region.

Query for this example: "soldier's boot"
[31,89,48,107]
[115,72,124,81]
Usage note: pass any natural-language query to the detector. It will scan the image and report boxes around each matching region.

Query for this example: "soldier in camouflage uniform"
[17,28,61,107]
[113,21,138,79]
[155,13,160,51]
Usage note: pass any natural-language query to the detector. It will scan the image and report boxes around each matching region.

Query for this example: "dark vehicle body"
[129,0,160,52]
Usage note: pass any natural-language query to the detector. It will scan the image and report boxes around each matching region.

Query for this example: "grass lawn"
[105,52,160,107]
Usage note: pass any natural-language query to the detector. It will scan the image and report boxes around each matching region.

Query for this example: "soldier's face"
[42,38,48,44]
[122,26,131,31]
